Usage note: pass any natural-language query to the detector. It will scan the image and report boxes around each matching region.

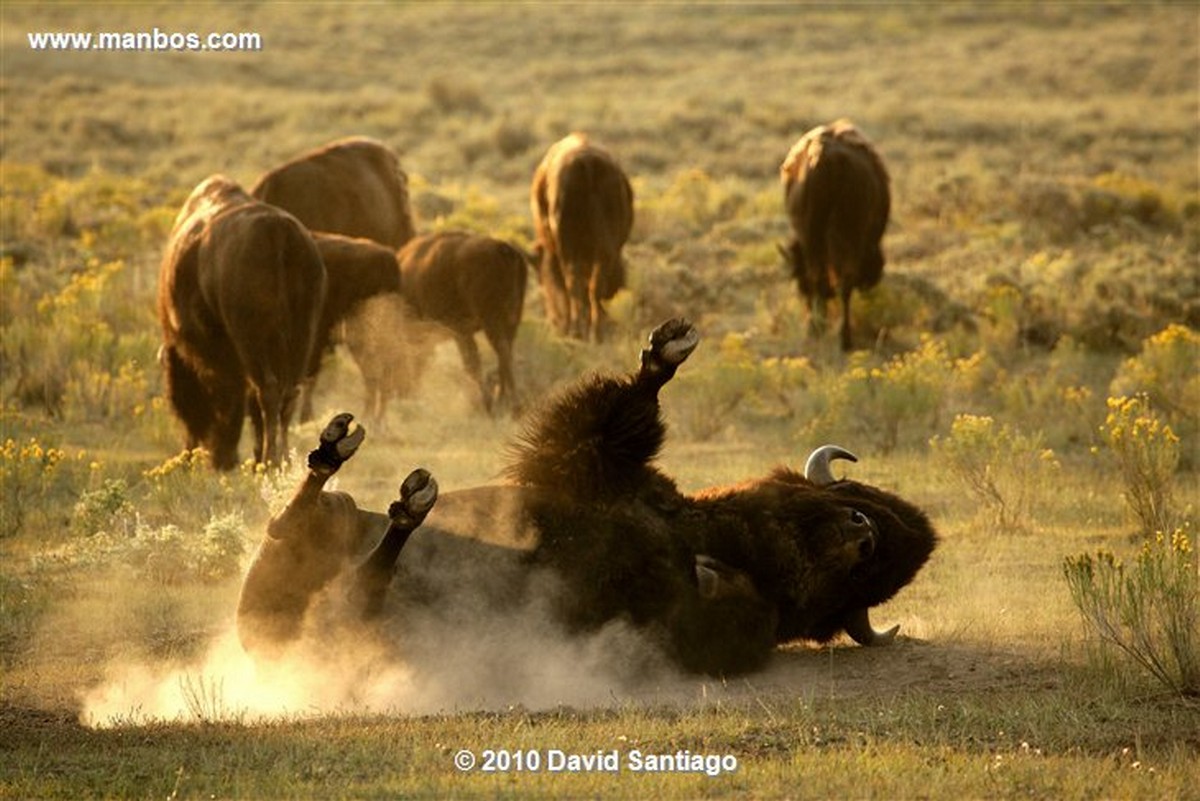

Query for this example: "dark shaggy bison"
[530,133,634,343]
[396,231,527,414]
[251,137,416,249]
[237,319,936,676]
[780,120,890,351]
[299,233,404,423]
[158,175,326,470]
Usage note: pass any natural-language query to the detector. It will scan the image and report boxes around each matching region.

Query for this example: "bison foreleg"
[351,468,438,620]
[637,318,700,393]
[266,412,364,539]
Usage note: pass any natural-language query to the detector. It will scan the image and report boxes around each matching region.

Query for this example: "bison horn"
[843,607,900,646]
[803,445,858,487]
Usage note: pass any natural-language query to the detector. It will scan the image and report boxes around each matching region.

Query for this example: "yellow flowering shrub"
[930,413,1059,533]
[1110,324,1199,466]
[1064,526,1199,698]
[1099,395,1181,537]
[1,437,69,538]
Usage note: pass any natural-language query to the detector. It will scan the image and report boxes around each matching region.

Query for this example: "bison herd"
[158,123,890,471]
[155,125,924,679]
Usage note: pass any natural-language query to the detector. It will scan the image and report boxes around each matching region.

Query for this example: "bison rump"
[531,133,634,342]
[781,120,890,350]
[251,136,416,248]
[158,175,325,469]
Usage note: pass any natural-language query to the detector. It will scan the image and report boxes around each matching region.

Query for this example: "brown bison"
[396,231,527,414]
[780,120,890,351]
[238,319,937,677]
[530,133,634,342]
[158,176,326,470]
[297,233,404,423]
[251,137,416,249]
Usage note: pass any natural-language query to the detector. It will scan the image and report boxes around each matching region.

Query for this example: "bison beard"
[237,320,937,679]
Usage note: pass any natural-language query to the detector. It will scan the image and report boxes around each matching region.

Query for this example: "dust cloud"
[75,307,688,729]
[80,593,681,728]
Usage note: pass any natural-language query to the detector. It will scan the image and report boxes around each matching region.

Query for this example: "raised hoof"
[641,318,699,378]
[308,412,366,473]
[386,468,439,527]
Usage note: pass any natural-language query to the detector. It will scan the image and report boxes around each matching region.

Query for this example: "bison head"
[694,445,936,649]
[793,445,936,645]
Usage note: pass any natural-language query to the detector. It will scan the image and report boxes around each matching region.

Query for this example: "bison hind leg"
[352,468,438,619]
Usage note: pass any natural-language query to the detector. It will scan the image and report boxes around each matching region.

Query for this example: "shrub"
[1063,527,1199,698]
[1110,324,1199,466]
[1082,173,1181,232]
[3,256,159,426]
[672,332,767,441]
[142,449,267,530]
[813,336,968,454]
[1,437,69,539]
[71,478,136,538]
[34,510,249,586]
[930,414,1060,534]
[425,76,488,115]
[1098,395,1181,538]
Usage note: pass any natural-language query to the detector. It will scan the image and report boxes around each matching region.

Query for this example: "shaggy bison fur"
[237,319,937,677]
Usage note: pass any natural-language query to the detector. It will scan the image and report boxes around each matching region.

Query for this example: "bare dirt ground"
[619,636,1058,709]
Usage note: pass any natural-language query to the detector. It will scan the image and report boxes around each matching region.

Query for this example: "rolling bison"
[158,176,326,470]
[530,133,634,342]
[396,231,527,414]
[299,233,404,423]
[237,319,937,677]
[780,120,890,351]
[251,137,416,249]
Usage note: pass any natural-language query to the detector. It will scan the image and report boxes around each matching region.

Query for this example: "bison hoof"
[387,468,439,527]
[308,412,365,473]
[641,318,699,379]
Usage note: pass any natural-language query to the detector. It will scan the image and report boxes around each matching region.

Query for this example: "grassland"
[2,3,1198,799]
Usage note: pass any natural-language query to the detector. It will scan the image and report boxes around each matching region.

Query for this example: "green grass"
[2,3,1199,798]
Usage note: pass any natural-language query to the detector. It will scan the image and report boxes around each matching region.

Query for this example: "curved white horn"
[803,445,858,487]
[843,607,900,646]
